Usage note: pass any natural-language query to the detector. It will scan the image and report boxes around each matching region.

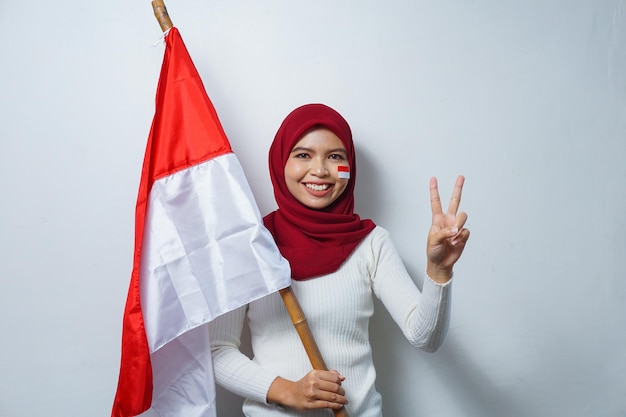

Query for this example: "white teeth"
[306,183,330,191]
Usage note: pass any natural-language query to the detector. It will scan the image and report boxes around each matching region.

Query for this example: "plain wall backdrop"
[1,1,625,416]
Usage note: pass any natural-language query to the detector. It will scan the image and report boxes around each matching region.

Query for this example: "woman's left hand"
[426,175,470,283]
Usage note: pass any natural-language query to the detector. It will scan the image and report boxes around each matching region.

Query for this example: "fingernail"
[450,227,458,235]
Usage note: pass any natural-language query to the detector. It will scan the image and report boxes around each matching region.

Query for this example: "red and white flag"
[111,27,291,417]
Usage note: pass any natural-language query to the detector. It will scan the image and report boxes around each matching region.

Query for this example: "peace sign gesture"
[426,175,470,284]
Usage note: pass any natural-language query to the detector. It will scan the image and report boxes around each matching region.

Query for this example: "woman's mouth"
[305,183,331,192]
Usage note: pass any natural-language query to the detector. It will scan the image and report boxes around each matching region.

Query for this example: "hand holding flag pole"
[149,1,349,416]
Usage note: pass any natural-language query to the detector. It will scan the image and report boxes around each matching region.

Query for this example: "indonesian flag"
[111,27,291,417]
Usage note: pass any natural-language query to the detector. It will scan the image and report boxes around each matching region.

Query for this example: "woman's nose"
[311,158,329,176]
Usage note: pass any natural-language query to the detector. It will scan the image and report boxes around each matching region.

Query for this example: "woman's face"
[284,128,350,210]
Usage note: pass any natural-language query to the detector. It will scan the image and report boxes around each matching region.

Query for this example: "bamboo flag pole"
[276,289,351,413]
[152,0,173,32]
[278,287,348,414]
[279,287,349,417]
[150,2,349,415]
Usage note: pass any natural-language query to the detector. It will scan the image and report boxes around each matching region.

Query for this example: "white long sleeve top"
[208,226,452,416]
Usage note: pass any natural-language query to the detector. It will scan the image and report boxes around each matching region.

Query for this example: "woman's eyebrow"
[289,146,347,155]
[289,146,312,153]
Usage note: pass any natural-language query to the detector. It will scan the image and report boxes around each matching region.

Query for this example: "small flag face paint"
[338,165,350,179]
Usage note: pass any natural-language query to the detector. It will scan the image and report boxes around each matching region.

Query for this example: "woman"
[208,103,469,416]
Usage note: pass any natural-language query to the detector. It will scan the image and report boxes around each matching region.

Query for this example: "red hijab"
[263,104,376,280]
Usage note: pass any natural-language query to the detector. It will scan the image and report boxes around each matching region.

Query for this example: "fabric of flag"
[111,27,291,417]
[338,165,350,179]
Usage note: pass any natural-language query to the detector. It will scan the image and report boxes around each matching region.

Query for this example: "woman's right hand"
[267,369,348,410]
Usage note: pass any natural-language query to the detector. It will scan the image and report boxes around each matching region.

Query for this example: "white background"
[1,1,625,416]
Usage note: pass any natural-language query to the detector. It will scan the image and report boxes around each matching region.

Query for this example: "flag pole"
[278,288,349,416]
[278,288,348,413]
[152,0,173,32]
[149,2,348,415]
[277,287,349,416]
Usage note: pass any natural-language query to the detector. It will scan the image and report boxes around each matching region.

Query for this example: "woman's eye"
[329,154,345,160]
[294,153,310,158]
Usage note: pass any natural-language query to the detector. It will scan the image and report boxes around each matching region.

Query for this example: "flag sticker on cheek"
[338,165,350,179]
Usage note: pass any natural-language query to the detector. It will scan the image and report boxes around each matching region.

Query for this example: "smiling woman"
[208,103,470,416]
[284,128,350,210]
